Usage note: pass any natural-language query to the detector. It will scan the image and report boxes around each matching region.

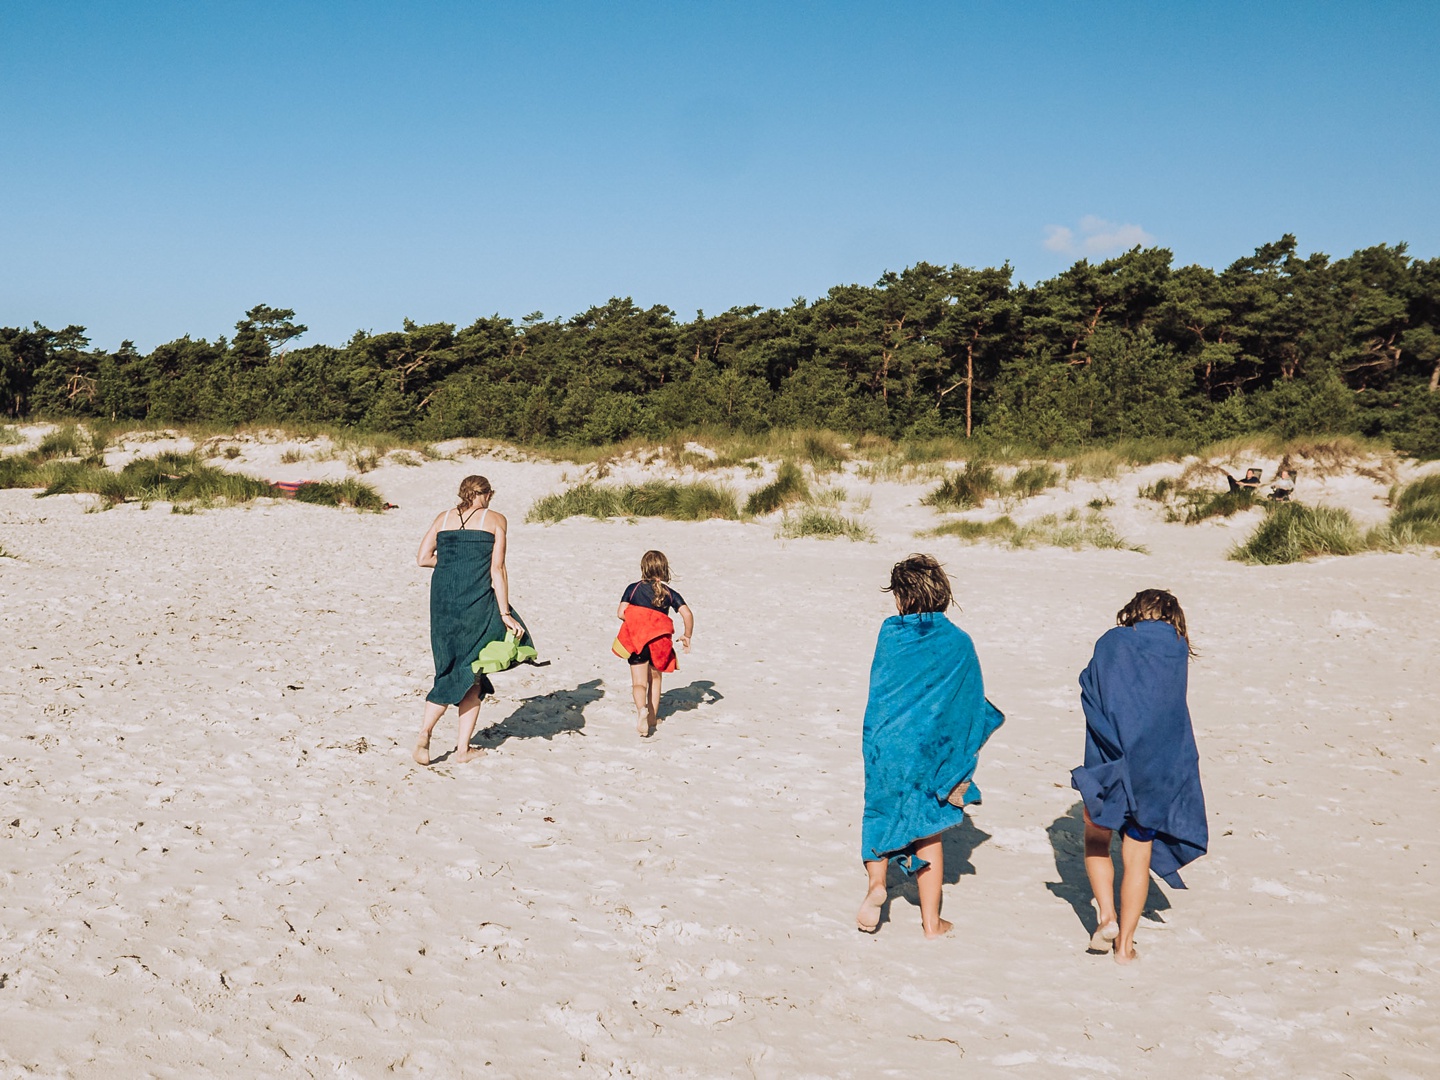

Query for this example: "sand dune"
[1,440,1437,1077]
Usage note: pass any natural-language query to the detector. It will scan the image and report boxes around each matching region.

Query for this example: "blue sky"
[2,1,1437,350]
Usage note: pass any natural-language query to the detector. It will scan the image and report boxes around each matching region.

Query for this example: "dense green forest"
[4,236,1439,456]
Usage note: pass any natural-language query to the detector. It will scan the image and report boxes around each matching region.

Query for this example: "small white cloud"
[1043,225,1075,253]
[1044,216,1155,257]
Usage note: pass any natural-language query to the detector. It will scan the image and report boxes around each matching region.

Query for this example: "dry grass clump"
[777,507,874,542]
[0,425,24,446]
[928,508,1140,551]
[279,448,308,464]
[1065,449,1124,481]
[1007,463,1062,499]
[527,481,741,523]
[745,461,810,515]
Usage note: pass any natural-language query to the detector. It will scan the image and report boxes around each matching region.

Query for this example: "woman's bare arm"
[489,514,524,637]
[416,512,445,567]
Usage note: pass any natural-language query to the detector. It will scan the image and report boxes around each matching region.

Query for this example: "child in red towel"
[614,550,694,738]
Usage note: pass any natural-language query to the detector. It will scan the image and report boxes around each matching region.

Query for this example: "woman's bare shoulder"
[487,509,509,530]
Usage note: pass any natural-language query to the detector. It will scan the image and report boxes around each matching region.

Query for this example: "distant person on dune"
[857,554,1005,939]
[1072,589,1208,965]
[613,549,694,738]
[413,475,530,765]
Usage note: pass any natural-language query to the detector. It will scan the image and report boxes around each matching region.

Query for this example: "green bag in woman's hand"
[471,630,538,675]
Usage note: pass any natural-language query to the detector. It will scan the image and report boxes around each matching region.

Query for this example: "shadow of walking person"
[658,679,724,720]
[474,678,605,750]
[1046,800,1171,938]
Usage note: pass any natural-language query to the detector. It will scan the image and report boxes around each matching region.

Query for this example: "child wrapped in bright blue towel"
[858,554,1005,938]
[1072,589,1208,965]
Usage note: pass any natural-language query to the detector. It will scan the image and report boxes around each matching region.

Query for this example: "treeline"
[4,235,1439,456]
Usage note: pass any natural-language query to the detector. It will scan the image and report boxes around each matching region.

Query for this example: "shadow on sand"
[1046,800,1171,936]
[471,678,605,750]
[658,679,724,720]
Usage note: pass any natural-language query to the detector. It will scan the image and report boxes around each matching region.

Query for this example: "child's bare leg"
[857,858,888,932]
[452,684,487,763]
[414,700,446,765]
[913,834,952,939]
[1083,807,1119,948]
[629,663,652,736]
[647,668,663,725]
[1115,833,1153,964]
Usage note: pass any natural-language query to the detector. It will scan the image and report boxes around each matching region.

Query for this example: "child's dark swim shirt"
[620,581,687,614]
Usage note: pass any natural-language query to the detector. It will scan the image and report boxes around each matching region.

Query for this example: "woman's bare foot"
[412,737,431,766]
[856,885,886,932]
[1113,943,1139,965]
[636,715,652,737]
[923,918,954,940]
[1089,918,1119,952]
[452,747,488,763]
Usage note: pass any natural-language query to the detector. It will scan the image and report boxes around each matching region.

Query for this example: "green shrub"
[528,481,741,523]
[745,461,809,515]
[777,507,874,541]
[1230,503,1366,564]
[924,461,998,509]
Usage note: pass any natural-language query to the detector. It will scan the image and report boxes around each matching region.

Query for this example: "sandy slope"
[0,440,1437,1078]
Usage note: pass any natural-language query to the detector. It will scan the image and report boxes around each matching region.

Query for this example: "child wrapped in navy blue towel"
[1073,589,1208,964]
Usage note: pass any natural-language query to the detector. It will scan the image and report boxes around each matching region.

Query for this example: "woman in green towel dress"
[413,474,529,765]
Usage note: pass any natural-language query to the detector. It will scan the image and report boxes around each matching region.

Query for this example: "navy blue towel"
[1072,620,1208,888]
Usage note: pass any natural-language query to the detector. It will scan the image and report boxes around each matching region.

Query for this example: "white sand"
[1,440,1437,1077]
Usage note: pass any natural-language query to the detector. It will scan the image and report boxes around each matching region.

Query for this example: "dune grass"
[745,461,810,515]
[928,507,1140,551]
[0,442,385,511]
[0,425,24,446]
[923,461,999,510]
[527,480,741,523]
[292,477,389,511]
[1369,474,1440,549]
[1008,463,1062,499]
[1229,503,1367,564]
[777,506,874,542]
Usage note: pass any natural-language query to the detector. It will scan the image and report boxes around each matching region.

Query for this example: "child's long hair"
[1117,589,1194,655]
[640,549,671,609]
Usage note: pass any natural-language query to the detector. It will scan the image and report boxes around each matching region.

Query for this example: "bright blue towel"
[861,613,1005,872]
[1071,620,1208,888]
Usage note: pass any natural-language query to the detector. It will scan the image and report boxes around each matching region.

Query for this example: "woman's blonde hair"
[1117,589,1193,653]
[456,475,493,510]
[640,549,671,609]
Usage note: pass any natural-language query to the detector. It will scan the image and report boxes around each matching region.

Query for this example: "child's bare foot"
[1113,943,1139,965]
[1088,918,1119,952]
[412,737,430,766]
[856,885,886,932]
[923,918,954,940]
[452,747,488,763]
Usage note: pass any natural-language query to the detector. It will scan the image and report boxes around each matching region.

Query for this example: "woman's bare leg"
[1083,807,1119,948]
[629,663,652,736]
[452,684,487,763]
[647,668,663,726]
[913,834,952,939]
[1115,833,1153,964]
[857,858,888,931]
[414,700,447,765]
